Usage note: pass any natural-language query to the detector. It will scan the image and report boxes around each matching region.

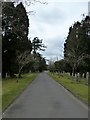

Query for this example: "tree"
[11,0,47,6]
[30,52,47,72]
[48,60,55,72]
[82,16,90,83]
[54,59,71,73]
[35,53,47,72]
[31,37,47,72]
[64,16,90,81]
[2,2,17,77]
[2,2,32,78]
[2,1,47,78]
[16,51,33,79]
[32,37,46,54]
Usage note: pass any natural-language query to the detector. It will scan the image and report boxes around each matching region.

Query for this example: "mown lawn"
[2,73,37,111]
[48,72,88,105]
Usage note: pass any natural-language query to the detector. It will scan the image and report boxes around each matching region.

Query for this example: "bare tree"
[17,51,34,79]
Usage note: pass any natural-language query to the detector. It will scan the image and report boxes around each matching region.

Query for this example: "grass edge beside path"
[2,73,38,111]
[48,72,88,105]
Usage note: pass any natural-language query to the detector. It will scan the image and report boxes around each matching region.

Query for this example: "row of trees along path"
[2,2,47,79]
[49,16,90,83]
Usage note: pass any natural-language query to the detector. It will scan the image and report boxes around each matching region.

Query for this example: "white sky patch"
[26,1,88,62]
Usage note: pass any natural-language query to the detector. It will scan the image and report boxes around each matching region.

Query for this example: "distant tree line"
[48,16,90,82]
[2,2,47,78]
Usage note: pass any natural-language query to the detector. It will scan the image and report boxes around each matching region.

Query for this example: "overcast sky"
[26,0,89,62]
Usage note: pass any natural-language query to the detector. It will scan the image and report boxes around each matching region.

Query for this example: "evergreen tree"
[2,2,32,78]
[64,16,90,80]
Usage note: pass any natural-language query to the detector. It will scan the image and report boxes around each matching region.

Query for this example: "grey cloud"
[38,8,65,25]
[40,36,64,60]
[28,2,87,61]
[30,3,66,25]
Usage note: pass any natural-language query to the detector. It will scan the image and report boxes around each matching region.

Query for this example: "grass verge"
[2,73,37,111]
[48,72,88,105]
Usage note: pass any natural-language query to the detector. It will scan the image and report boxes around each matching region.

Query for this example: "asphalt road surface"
[3,72,88,118]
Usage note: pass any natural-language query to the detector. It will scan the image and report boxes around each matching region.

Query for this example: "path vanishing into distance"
[3,72,88,118]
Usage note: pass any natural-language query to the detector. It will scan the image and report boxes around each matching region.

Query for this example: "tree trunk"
[84,72,86,78]
[2,72,6,78]
[17,66,23,82]
[18,72,21,78]
[80,72,83,78]
[18,67,23,78]
[72,67,75,76]
[70,71,72,76]
[76,72,79,82]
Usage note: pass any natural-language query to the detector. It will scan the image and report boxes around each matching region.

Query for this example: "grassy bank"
[2,73,37,111]
[48,72,88,104]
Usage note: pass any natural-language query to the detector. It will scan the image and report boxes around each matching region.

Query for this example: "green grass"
[48,72,88,104]
[2,73,37,111]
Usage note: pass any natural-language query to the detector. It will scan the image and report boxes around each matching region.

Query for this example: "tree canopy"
[48,15,90,81]
[64,16,90,80]
[2,2,47,78]
[2,2,30,78]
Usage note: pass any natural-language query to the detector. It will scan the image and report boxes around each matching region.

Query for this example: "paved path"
[3,72,88,118]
